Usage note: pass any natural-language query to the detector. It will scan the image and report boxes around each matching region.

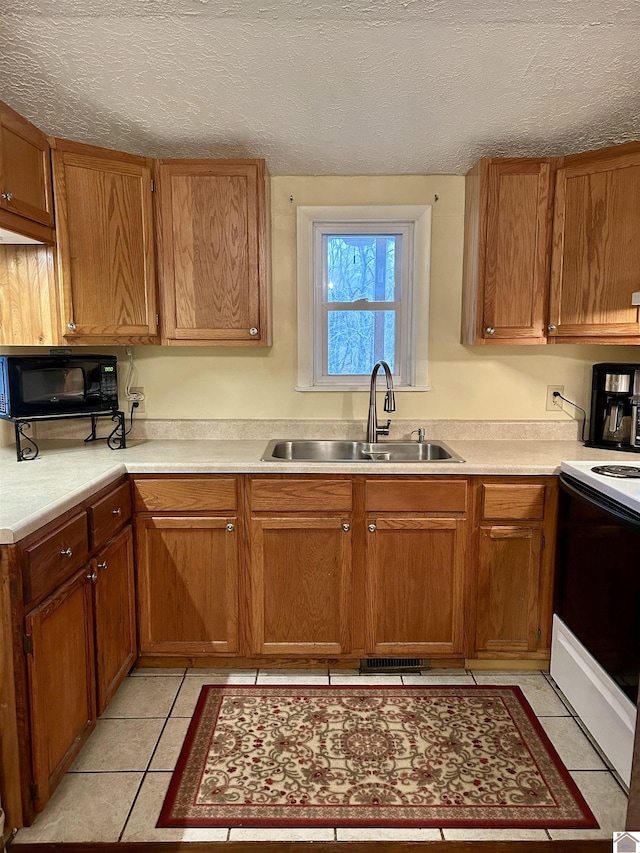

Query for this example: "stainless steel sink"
[261,439,464,463]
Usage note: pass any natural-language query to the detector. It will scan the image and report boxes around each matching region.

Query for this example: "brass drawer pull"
[60,547,73,557]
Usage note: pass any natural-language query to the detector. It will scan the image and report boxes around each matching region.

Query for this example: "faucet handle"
[377,420,391,438]
[411,428,426,443]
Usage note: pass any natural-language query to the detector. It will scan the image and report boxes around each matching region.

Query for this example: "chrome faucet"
[366,361,396,442]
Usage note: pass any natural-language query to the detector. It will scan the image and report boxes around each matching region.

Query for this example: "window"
[296,205,431,391]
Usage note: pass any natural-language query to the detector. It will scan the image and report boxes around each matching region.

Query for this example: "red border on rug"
[157,684,599,830]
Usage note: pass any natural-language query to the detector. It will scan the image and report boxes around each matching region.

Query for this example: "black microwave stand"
[10,410,126,462]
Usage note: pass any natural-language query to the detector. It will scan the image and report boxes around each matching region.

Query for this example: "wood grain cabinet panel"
[365,479,467,513]
[472,477,558,658]
[136,516,239,655]
[365,517,466,656]
[250,478,353,512]
[24,566,95,812]
[156,158,271,346]
[22,513,89,607]
[0,100,54,236]
[248,517,352,656]
[92,526,136,715]
[88,481,132,550]
[475,525,541,653]
[461,157,555,345]
[482,484,545,520]
[549,142,640,341]
[133,477,237,512]
[51,138,158,343]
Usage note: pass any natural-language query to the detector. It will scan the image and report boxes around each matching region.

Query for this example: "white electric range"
[560,459,640,514]
[552,459,640,787]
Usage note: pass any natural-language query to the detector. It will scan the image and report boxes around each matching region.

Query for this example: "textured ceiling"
[1,0,640,174]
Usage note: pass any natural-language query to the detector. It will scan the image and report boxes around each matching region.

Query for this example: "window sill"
[294,385,431,392]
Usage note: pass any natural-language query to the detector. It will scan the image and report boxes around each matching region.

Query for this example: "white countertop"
[0,438,626,544]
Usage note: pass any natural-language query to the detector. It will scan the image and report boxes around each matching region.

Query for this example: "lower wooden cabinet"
[365,516,466,656]
[24,566,96,812]
[93,525,136,715]
[248,517,352,656]
[472,478,558,658]
[136,515,239,655]
[475,525,542,653]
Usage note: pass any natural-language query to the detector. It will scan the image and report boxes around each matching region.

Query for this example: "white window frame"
[296,205,431,391]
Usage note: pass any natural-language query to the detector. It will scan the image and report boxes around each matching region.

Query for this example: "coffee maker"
[587,363,640,452]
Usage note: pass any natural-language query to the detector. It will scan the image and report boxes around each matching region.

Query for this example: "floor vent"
[359,658,430,673]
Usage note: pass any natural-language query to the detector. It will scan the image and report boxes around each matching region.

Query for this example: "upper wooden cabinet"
[0,100,54,243]
[548,142,640,342]
[155,159,271,346]
[51,138,158,344]
[463,142,640,345]
[461,157,555,345]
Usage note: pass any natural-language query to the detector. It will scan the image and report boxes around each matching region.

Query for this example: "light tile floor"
[11,668,629,844]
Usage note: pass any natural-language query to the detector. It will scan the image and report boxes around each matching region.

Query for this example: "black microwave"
[0,355,119,420]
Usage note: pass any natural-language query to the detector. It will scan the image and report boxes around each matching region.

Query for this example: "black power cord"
[553,391,588,441]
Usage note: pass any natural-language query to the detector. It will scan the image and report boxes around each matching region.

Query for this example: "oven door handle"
[559,472,640,529]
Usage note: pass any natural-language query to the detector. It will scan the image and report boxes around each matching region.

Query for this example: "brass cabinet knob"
[368,523,376,532]
[226,523,235,532]
[1,191,14,202]
[485,327,495,335]
[547,324,557,331]
[249,327,259,336]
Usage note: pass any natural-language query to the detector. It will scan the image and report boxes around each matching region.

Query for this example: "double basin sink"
[262,439,464,463]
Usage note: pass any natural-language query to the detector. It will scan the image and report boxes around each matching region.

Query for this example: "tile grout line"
[117,669,188,842]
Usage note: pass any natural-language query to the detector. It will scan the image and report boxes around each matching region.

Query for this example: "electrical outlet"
[546,385,564,411]
[129,387,145,413]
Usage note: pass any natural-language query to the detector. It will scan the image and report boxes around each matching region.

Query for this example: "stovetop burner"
[591,465,640,478]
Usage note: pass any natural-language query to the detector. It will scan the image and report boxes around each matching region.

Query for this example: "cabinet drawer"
[23,512,89,606]
[482,484,545,520]
[250,479,353,512]
[133,478,237,512]
[365,479,467,513]
[88,482,132,549]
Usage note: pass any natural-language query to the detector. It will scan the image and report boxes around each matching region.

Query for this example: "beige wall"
[128,174,638,423]
[1,174,637,437]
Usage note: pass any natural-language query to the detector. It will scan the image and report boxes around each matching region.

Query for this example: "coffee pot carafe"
[587,363,640,452]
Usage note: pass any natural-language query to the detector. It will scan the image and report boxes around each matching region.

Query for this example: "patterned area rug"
[157,684,598,829]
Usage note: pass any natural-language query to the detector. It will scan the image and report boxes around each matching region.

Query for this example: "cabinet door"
[136,516,239,655]
[366,517,466,656]
[156,159,270,345]
[461,158,554,345]
[475,525,541,654]
[24,566,95,812]
[52,139,158,342]
[93,526,136,715]
[249,517,352,656]
[549,144,640,340]
[0,102,53,227]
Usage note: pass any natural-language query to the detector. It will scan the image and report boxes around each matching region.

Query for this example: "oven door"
[556,473,640,703]
[553,473,640,785]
